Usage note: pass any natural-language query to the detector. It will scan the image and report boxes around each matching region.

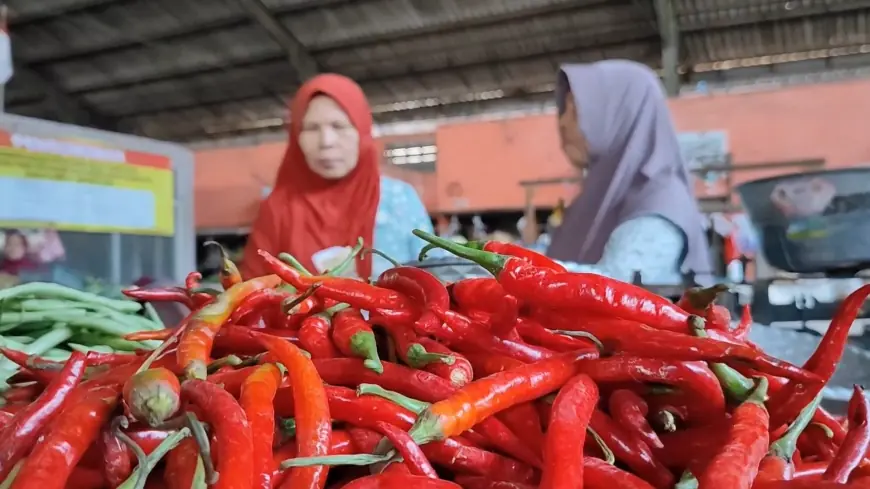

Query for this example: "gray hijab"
[546,60,712,276]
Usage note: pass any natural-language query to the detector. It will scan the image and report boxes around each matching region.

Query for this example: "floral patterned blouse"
[371,176,436,276]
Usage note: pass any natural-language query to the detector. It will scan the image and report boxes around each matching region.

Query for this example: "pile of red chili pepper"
[2,229,870,489]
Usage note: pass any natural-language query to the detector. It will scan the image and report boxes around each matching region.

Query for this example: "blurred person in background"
[0,230,39,287]
[242,74,435,279]
[546,60,712,285]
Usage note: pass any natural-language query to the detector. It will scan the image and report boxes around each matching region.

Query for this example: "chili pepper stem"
[349,332,385,374]
[587,427,616,464]
[278,252,313,276]
[656,410,677,432]
[280,417,297,438]
[769,393,824,460]
[406,343,455,368]
[691,319,755,400]
[675,471,699,489]
[356,383,430,415]
[185,412,219,485]
[746,376,770,405]
[683,285,730,311]
[117,428,191,489]
[407,410,446,446]
[412,230,506,276]
[280,453,393,469]
[548,330,605,351]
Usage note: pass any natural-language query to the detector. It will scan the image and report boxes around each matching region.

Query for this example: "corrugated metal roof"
[5,0,870,142]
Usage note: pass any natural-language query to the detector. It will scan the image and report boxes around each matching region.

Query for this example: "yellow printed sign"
[0,131,175,236]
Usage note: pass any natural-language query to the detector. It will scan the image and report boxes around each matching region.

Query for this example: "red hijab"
[242,75,380,279]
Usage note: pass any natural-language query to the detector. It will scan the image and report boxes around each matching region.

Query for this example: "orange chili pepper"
[245,330,332,489]
[177,274,281,379]
[240,363,283,489]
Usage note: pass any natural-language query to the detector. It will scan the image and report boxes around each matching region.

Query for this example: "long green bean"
[0,282,141,313]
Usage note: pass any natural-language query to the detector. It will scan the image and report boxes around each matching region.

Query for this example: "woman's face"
[4,234,26,261]
[298,95,361,180]
[558,93,589,172]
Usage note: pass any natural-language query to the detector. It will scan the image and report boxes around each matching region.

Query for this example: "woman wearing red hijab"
[241,75,435,280]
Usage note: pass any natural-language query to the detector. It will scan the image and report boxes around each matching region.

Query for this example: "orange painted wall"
[194,78,870,230]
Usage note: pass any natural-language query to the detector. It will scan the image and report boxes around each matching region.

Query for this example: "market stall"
[0,113,196,289]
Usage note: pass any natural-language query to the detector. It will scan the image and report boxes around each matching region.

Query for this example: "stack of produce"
[0,282,164,390]
[0,230,868,489]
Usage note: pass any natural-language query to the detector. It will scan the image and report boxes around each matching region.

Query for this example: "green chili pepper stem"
[417,243,438,262]
[279,417,297,438]
[350,331,384,374]
[191,454,207,489]
[117,427,190,489]
[365,248,402,268]
[113,417,149,489]
[675,471,699,489]
[356,383,430,415]
[412,230,506,276]
[324,302,351,317]
[186,413,218,485]
[280,453,393,469]
[683,285,730,311]
[278,253,313,276]
[692,324,755,401]
[0,460,23,489]
[745,377,769,406]
[406,343,455,369]
[810,422,835,438]
[207,355,242,374]
[328,238,365,276]
[656,410,678,432]
[770,393,824,460]
[587,428,615,465]
[282,284,321,314]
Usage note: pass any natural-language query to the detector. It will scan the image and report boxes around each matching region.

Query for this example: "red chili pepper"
[608,389,664,450]
[299,306,345,359]
[468,240,566,272]
[331,308,384,373]
[340,473,460,489]
[382,321,455,370]
[432,307,555,363]
[240,363,282,489]
[755,394,823,484]
[65,467,106,489]
[1,384,41,403]
[177,274,281,379]
[463,352,525,375]
[823,385,870,483]
[375,267,447,334]
[540,312,819,383]
[413,231,692,332]
[258,249,416,313]
[100,422,132,488]
[768,284,870,429]
[123,287,195,309]
[122,367,181,427]
[247,330,332,489]
[514,317,597,352]
[581,357,725,424]
[451,278,520,337]
[206,240,243,290]
[0,351,87,481]
[540,374,598,489]
[164,437,201,489]
[228,287,292,324]
[588,409,674,488]
[734,304,753,340]
[9,383,119,489]
[272,432,357,488]
[453,477,533,489]
[373,421,437,478]
[181,379,254,489]
[697,378,770,489]
[406,349,597,445]
[792,460,828,478]
[675,284,729,315]
[312,358,455,403]
[414,337,473,388]
[584,457,657,488]
[275,385,416,430]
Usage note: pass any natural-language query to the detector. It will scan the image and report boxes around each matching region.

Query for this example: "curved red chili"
[584,457,656,488]
[540,374,598,489]
[164,437,202,489]
[373,421,437,478]
[0,350,88,481]
[9,383,120,489]
[341,474,460,489]
[453,477,534,489]
[514,317,597,352]
[768,284,870,429]
[275,385,416,431]
[415,337,473,388]
[123,287,195,309]
[451,278,520,337]
[432,307,555,363]
[471,240,566,272]
[332,308,384,373]
[697,378,770,489]
[247,330,332,489]
[375,266,446,334]
[299,309,344,359]
[313,358,455,403]
[240,363,283,489]
[588,409,674,488]
[228,287,292,324]
[608,389,664,450]
[823,385,870,483]
[100,424,133,488]
[181,379,254,489]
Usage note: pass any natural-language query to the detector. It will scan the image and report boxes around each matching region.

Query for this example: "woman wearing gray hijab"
[546,60,712,285]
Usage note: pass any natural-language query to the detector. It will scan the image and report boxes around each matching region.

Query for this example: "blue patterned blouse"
[371,176,437,276]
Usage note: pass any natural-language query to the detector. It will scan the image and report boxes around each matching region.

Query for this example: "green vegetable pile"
[0,282,164,389]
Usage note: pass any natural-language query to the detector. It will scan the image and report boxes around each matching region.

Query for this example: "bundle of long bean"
[1,231,869,489]
[0,282,164,389]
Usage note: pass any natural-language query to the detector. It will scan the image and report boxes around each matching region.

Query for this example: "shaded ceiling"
[6,0,870,142]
